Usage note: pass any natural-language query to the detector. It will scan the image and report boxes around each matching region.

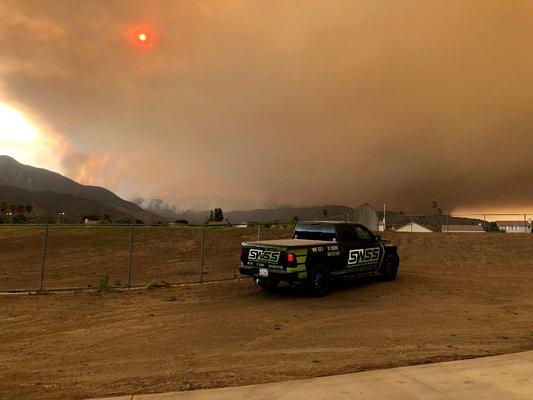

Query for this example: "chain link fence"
[0,223,294,293]
[1,213,530,293]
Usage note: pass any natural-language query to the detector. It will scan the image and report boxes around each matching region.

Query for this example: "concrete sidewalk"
[92,351,533,400]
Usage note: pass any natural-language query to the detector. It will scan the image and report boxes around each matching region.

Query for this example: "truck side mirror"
[374,235,381,241]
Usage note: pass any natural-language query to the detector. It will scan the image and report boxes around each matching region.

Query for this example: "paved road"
[91,351,533,400]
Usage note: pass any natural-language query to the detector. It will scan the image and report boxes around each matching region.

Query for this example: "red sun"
[128,25,155,49]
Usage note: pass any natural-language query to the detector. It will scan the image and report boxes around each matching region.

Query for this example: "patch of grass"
[114,279,121,288]
[165,295,178,302]
[97,274,114,293]
[145,280,171,290]
[145,280,158,290]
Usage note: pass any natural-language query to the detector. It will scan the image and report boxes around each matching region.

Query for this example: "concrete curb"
[89,351,533,400]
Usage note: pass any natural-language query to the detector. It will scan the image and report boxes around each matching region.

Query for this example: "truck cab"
[239,221,399,296]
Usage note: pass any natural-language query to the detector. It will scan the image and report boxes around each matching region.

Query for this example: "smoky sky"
[0,0,532,212]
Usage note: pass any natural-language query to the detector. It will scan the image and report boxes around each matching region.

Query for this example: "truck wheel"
[306,267,329,297]
[256,278,279,291]
[380,255,399,281]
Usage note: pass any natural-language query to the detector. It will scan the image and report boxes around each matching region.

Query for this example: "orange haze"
[0,0,532,212]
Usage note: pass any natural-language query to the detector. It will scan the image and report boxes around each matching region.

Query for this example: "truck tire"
[306,266,329,297]
[380,255,399,281]
[256,278,279,291]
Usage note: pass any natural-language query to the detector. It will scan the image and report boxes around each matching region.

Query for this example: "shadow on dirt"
[252,274,387,299]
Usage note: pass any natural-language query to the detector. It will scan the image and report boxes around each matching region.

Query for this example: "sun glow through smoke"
[0,104,39,143]
[0,102,65,172]
[128,25,154,49]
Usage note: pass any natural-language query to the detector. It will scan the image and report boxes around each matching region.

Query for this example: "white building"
[395,222,433,233]
[442,224,485,233]
[496,220,532,233]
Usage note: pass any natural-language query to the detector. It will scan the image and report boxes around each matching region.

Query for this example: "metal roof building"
[442,224,485,233]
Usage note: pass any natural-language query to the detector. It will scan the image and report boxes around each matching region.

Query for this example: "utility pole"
[127,224,134,288]
[38,224,49,292]
[383,203,386,231]
[199,224,205,283]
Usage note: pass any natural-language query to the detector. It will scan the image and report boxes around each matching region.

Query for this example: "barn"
[353,203,378,231]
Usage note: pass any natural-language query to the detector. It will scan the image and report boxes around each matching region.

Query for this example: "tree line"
[0,201,34,223]
[0,202,33,214]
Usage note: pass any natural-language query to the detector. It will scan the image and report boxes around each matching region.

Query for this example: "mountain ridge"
[0,155,162,222]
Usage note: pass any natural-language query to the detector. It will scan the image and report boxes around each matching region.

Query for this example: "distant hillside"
[132,197,180,220]
[168,205,486,227]
[0,156,162,223]
[170,205,355,224]
[0,185,123,222]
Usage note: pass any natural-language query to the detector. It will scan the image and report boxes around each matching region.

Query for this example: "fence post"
[199,224,205,283]
[410,216,413,232]
[38,224,49,292]
[446,214,449,233]
[483,214,486,232]
[257,224,261,240]
[525,214,528,233]
[127,224,134,288]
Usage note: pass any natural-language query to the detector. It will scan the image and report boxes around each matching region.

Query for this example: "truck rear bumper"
[239,265,302,282]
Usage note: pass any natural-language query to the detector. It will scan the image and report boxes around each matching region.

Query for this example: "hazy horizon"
[1,1,532,213]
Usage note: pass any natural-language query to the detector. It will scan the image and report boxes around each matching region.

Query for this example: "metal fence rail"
[383,212,532,233]
[0,214,530,293]
[0,223,294,293]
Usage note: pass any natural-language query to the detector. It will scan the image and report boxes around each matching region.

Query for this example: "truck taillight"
[287,253,295,263]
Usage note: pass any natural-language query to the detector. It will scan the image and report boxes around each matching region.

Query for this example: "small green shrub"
[97,274,114,293]
[165,295,178,302]
[145,280,158,290]
[145,280,170,290]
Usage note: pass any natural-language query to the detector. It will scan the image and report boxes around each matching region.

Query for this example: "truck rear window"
[293,223,337,241]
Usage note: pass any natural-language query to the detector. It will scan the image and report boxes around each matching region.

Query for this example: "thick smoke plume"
[0,0,532,212]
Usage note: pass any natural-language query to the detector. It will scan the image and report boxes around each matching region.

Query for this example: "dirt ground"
[0,233,532,400]
[0,225,291,290]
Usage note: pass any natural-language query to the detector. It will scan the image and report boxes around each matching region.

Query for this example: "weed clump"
[145,280,170,290]
[145,280,158,290]
[97,274,114,293]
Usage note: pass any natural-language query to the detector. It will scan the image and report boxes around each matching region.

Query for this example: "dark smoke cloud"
[0,0,532,212]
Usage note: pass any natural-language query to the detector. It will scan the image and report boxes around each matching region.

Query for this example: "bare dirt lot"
[0,233,532,400]
[0,225,292,290]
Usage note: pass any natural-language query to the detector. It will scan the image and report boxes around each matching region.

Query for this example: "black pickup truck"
[239,221,399,296]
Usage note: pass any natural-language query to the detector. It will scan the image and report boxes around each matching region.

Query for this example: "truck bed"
[242,238,335,248]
